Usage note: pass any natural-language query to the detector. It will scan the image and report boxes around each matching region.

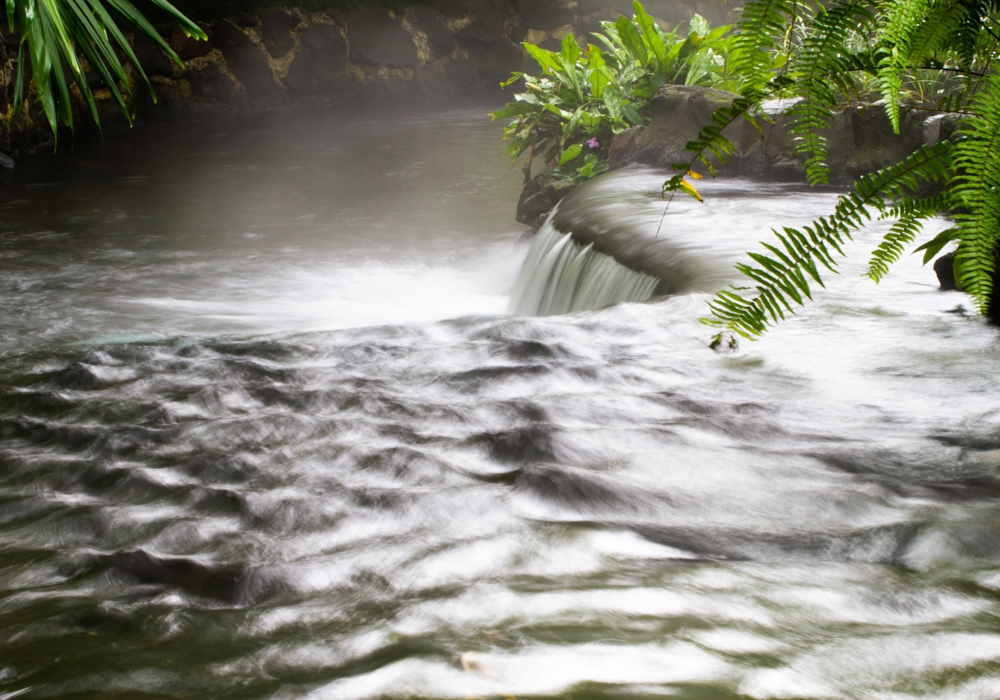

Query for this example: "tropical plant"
[659,0,1000,343]
[5,0,206,138]
[490,2,736,182]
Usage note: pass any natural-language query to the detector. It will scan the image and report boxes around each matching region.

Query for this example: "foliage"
[657,0,1000,342]
[490,1,737,182]
[4,0,205,138]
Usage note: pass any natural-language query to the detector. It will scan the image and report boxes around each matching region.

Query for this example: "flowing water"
[2,103,1000,700]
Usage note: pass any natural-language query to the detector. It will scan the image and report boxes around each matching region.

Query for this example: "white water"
[508,211,661,316]
[4,106,1000,700]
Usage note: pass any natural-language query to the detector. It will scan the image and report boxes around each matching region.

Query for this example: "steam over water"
[3,103,1000,699]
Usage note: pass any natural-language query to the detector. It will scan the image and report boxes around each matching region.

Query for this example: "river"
[2,102,1000,699]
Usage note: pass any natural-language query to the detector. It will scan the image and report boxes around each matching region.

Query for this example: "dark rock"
[358,76,417,102]
[213,21,273,94]
[130,31,175,77]
[934,252,957,291]
[426,0,473,17]
[456,0,508,43]
[285,24,349,93]
[183,63,237,101]
[630,84,757,171]
[515,0,573,30]
[260,10,299,56]
[923,112,961,146]
[608,125,644,168]
[409,7,455,57]
[770,157,804,181]
[232,14,259,28]
[478,39,526,78]
[517,171,576,226]
[347,7,418,68]
[167,21,212,61]
[0,151,13,169]
[577,0,634,14]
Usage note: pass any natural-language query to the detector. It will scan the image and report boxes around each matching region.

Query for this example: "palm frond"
[8,0,206,139]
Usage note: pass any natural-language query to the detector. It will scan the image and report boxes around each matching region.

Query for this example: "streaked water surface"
[2,104,1000,700]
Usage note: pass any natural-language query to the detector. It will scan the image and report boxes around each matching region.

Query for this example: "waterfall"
[508,212,660,316]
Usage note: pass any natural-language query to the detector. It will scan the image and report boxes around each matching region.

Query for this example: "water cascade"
[508,211,661,316]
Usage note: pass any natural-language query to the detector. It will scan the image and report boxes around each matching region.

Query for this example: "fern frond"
[866,195,947,282]
[951,71,1000,312]
[730,0,803,96]
[877,0,979,132]
[786,0,875,185]
[706,141,953,337]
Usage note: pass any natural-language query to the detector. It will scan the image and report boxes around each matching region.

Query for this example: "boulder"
[260,10,299,56]
[456,0,509,43]
[183,63,237,101]
[934,252,958,291]
[212,21,273,94]
[427,0,474,17]
[517,171,575,226]
[612,84,757,172]
[348,7,419,67]
[515,0,573,30]
[284,24,349,93]
[409,7,455,58]
[0,151,13,169]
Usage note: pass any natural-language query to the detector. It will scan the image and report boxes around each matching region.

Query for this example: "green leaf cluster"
[658,0,1000,340]
[490,1,736,183]
[5,0,206,140]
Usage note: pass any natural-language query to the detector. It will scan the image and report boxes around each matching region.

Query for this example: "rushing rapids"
[3,104,1000,700]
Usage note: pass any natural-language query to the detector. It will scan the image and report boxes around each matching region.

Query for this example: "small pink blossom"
[586,138,600,149]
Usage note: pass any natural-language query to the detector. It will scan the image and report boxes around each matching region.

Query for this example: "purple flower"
[586,137,600,149]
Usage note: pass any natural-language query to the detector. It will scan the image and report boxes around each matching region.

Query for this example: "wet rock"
[515,0,574,30]
[577,0,635,14]
[631,84,758,172]
[0,151,13,169]
[129,32,175,77]
[260,10,299,56]
[517,171,576,226]
[285,24,349,93]
[167,21,212,61]
[409,6,455,58]
[478,39,527,78]
[934,252,957,291]
[212,20,273,94]
[608,125,644,169]
[183,63,237,101]
[456,0,509,43]
[348,6,418,68]
[427,0,474,17]
[924,113,961,146]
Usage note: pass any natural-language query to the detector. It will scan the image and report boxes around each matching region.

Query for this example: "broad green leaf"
[523,42,560,74]
[559,143,583,165]
[561,32,581,64]
[633,1,666,65]
[615,15,648,65]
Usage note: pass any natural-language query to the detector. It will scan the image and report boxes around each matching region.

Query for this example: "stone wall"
[0,0,739,160]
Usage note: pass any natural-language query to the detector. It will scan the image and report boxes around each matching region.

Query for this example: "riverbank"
[0,0,740,161]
